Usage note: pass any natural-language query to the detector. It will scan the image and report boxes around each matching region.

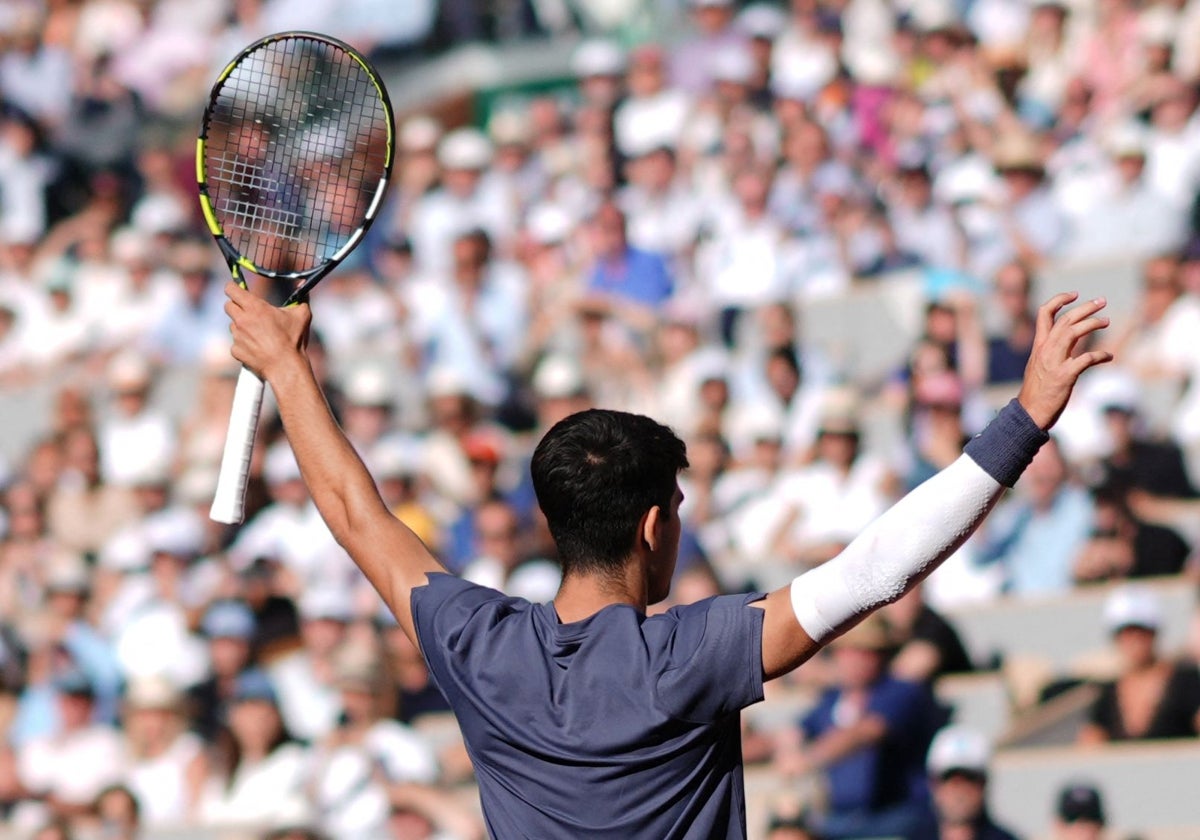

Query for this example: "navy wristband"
[964,399,1049,487]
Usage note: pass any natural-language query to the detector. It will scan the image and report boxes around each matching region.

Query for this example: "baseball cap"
[125,674,184,710]
[437,128,493,171]
[927,725,991,778]
[201,599,256,640]
[298,588,352,623]
[263,442,302,485]
[231,668,277,703]
[54,667,95,697]
[1103,585,1162,634]
[571,39,626,78]
[1057,782,1106,824]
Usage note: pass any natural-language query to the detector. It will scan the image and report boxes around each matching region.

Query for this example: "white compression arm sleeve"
[789,399,1047,642]
[789,455,1000,641]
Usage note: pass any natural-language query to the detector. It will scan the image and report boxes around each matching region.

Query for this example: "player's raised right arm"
[756,293,1113,680]
[224,283,444,644]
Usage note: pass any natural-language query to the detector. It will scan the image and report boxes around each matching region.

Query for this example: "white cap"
[107,350,152,392]
[399,115,442,152]
[935,162,1002,204]
[1103,585,1162,633]
[845,47,900,86]
[772,51,838,101]
[426,364,471,399]
[1089,369,1140,413]
[1103,121,1149,158]
[618,108,680,157]
[1140,6,1175,45]
[489,109,532,147]
[437,128,493,171]
[299,587,352,622]
[526,203,573,245]
[343,364,394,407]
[123,455,171,488]
[100,529,151,572]
[737,4,787,39]
[263,441,302,485]
[927,725,991,777]
[532,354,586,399]
[711,44,756,85]
[110,227,153,265]
[144,507,205,558]
[571,39,627,78]
[44,548,91,592]
[368,438,422,479]
[125,674,184,710]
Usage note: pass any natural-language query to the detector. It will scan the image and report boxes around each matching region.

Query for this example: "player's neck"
[553,566,648,623]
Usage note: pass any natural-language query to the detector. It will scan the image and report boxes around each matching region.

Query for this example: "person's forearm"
[791,400,1047,641]
[266,353,431,600]
[268,354,379,537]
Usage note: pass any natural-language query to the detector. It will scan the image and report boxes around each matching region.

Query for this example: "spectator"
[267,588,350,743]
[982,262,1037,386]
[15,668,124,819]
[88,784,141,840]
[977,438,1094,596]
[461,496,560,603]
[46,425,138,556]
[196,669,309,827]
[119,675,204,830]
[1072,485,1191,582]
[671,0,747,96]
[911,724,1021,840]
[187,599,258,742]
[779,615,938,839]
[1079,585,1200,743]
[1053,781,1107,840]
[308,651,439,839]
[409,129,512,274]
[882,584,975,685]
[585,201,675,312]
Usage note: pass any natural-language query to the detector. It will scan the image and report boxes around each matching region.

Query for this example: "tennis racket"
[199,32,394,524]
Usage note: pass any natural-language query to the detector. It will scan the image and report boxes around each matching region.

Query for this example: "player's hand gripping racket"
[198,32,394,524]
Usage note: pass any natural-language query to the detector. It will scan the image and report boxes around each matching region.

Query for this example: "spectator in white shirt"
[308,651,439,840]
[267,589,349,742]
[1144,76,1200,210]
[119,675,205,830]
[409,129,514,274]
[197,669,311,828]
[97,352,176,489]
[886,163,965,271]
[16,669,125,819]
[1067,122,1187,261]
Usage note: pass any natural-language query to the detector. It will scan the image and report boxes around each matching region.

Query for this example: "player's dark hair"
[531,409,688,577]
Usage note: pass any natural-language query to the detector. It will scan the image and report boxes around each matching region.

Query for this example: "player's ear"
[641,505,662,553]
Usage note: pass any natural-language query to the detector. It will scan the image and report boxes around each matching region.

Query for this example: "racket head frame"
[196,30,395,301]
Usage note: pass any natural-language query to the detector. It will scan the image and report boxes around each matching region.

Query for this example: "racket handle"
[210,366,267,524]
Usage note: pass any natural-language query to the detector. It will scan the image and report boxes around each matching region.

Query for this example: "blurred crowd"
[2,0,1200,838]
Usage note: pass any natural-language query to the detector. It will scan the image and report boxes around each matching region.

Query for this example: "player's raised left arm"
[224,283,444,644]
[756,293,1112,680]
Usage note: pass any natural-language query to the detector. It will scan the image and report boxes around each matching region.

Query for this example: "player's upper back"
[412,573,766,839]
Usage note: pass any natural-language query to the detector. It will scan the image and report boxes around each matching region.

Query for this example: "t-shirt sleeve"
[652,592,766,724]
[410,572,511,684]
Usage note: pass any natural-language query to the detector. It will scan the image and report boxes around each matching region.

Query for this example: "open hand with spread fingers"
[1017,292,1114,430]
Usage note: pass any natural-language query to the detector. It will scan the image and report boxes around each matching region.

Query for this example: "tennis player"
[224,283,1111,838]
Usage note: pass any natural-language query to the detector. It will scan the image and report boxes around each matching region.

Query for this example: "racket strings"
[203,36,389,274]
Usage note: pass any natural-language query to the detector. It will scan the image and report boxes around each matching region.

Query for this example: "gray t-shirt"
[412,573,766,838]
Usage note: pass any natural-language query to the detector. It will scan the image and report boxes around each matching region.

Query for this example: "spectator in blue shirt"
[787,614,938,839]
[585,200,674,311]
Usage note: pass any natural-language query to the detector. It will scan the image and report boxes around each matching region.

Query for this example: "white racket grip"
[210,366,267,524]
